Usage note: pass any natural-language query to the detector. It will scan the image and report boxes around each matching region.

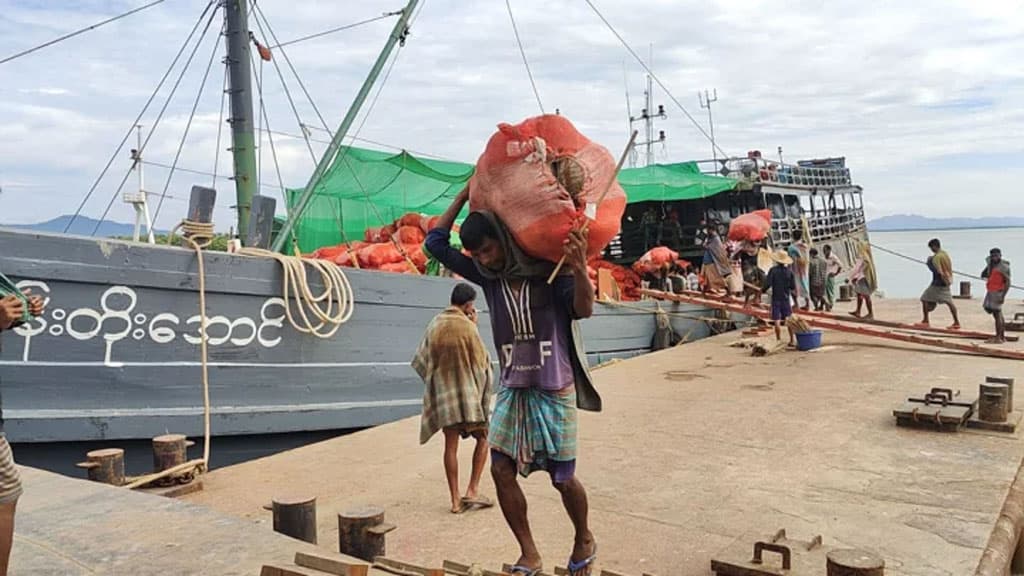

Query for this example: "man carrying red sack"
[425,187,601,576]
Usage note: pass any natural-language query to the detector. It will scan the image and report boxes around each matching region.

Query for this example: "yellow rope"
[238,247,354,338]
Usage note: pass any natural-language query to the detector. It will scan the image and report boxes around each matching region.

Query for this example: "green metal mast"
[271,0,420,253]
[224,0,257,241]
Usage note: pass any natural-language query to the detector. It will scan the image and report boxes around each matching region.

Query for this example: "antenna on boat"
[698,88,718,164]
[627,46,666,167]
[124,124,156,244]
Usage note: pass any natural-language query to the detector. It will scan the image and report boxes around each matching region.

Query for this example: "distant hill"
[869,214,1024,231]
[2,215,165,237]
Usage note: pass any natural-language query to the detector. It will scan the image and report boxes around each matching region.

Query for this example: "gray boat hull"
[0,228,727,443]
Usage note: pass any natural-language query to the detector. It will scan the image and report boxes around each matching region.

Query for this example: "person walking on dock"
[426,188,601,576]
[763,250,797,346]
[849,240,878,320]
[412,282,495,514]
[787,230,811,310]
[808,248,828,311]
[918,239,961,329]
[823,244,843,311]
[981,248,1011,344]
[0,283,44,576]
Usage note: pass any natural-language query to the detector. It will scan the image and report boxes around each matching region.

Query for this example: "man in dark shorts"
[763,250,797,345]
[425,188,600,576]
[0,284,44,576]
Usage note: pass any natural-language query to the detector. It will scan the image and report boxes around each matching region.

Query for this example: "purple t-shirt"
[425,229,578,391]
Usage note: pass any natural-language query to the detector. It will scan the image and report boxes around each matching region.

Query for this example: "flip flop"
[947,324,961,330]
[461,495,494,509]
[507,565,541,576]
[568,543,597,576]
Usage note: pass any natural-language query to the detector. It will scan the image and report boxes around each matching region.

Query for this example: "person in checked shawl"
[413,282,495,514]
[425,185,601,576]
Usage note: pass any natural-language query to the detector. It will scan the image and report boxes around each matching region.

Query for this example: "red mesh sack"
[393,225,426,245]
[467,114,626,262]
[727,209,772,242]
[380,262,416,274]
[310,245,347,260]
[401,243,427,270]
[357,243,404,268]
[632,247,679,275]
[420,215,442,234]
[399,213,423,229]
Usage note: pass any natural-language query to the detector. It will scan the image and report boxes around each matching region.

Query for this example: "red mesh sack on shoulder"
[467,114,627,262]
[727,209,772,242]
[632,246,679,275]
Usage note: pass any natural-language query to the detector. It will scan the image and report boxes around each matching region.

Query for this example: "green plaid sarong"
[489,385,577,478]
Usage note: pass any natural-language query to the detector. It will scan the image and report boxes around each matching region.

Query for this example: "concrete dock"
[13,298,1023,575]
[175,298,1024,576]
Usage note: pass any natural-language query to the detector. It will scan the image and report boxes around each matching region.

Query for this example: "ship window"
[852,192,863,209]
[784,195,802,219]
[766,193,786,219]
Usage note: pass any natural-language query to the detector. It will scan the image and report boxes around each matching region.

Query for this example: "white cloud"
[0,0,1021,229]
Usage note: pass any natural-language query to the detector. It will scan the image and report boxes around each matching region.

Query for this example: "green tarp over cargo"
[286,145,737,253]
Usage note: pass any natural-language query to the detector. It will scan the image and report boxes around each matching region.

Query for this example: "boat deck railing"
[772,207,867,245]
[698,157,853,190]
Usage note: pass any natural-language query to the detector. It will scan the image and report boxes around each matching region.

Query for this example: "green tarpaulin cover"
[286,145,737,253]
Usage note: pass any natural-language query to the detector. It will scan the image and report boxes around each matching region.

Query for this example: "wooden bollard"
[152,434,195,485]
[272,496,318,544]
[987,376,1015,411]
[980,383,1010,423]
[838,283,853,302]
[75,448,125,486]
[338,505,396,562]
[827,549,884,575]
[958,281,972,299]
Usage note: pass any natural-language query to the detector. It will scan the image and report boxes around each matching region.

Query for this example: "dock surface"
[179,299,1024,576]
[13,465,391,575]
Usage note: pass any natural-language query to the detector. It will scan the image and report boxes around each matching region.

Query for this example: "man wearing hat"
[763,250,797,345]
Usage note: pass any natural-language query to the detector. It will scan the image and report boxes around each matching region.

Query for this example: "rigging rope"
[582,0,729,159]
[90,2,222,236]
[0,0,167,66]
[151,18,225,228]
[870,242,1023,293]
[269,11,402,50]
[212,60,229,188]
[504,0,544,114]
[66,1,217,233]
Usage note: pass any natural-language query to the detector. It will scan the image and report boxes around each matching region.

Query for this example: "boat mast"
[224,0,258,241]
[271,0,420,253]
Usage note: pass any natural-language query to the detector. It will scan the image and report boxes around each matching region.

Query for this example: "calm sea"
[870,227,1022,298]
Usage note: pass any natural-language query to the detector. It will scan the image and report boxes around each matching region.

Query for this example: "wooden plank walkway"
[184,299,1024,576]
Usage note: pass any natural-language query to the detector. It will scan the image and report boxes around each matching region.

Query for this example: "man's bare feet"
[986,337,1007,345]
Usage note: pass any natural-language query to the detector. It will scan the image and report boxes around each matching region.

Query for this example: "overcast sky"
[0,0,1021,230]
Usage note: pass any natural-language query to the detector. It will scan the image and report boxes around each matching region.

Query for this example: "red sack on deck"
[632,247,679,275]
[380,261,417,274]
[420,215,441,234]
[401,243,427,270]
[727,209,772,242]
[467,114,627,262]
[399,213,423,229]
[357,243,404,268]
[310,245,348,260]
[393,225,426,245]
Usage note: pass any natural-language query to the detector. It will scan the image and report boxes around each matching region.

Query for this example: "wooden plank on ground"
[295,551,370,576]
[443,560,509,576]
[260,565,321,576]
[374,557,444,576]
